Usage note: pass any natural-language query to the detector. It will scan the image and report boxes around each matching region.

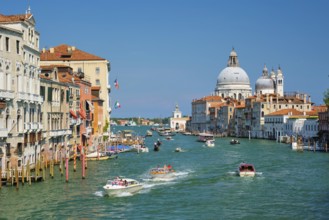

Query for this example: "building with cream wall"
[0,12,43,171]
[40,44,111,128]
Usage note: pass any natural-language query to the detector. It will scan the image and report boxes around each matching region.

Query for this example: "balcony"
[31,122,38,130]
[17,92,43,104]
[0,128,8,138]
[24,123,30,131]
[0,89,14,100]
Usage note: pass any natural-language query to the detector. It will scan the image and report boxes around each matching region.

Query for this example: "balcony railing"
[0,89,14,100]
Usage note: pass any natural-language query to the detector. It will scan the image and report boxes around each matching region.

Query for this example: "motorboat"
[197,132,214,142]
[85,151,110,161]
[150,165,175,179]
[230,139,240,145]
[103,177,143,196]
[131,144,149,153]
[238,163,255,177]
[145,130,153,137]
[166,136,173,141]
[205,139,215,147]
[175,147,182,152]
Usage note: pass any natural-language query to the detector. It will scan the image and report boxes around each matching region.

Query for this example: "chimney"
[42,48,46,53]
[309,96,311,103]
[72,46,76,51]
[50,48,54,53]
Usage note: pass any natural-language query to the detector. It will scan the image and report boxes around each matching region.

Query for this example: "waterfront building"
[318,108,329,145]
[39,65,73,162]
[0,11,43,171]
[214,48,252,100]
[243,93,313,138]
[216,99,239,136]
[169,104,189,132]
[255,65,284,96]
[232,103,246,137]
[191,96,224,132]
[91,86,104,151]
[209,102,224,134]
[40,44,111,128]
[284,110,319,140]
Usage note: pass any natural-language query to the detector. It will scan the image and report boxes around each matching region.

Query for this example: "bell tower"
[276,66,284,96]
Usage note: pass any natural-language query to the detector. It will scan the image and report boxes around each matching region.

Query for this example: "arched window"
[261,111,264,117]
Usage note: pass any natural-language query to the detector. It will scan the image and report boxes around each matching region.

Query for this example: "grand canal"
[1,126,329,219]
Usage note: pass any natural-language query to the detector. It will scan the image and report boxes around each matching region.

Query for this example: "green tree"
[324,88,329,106]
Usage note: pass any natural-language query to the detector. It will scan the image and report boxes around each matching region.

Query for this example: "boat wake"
[94,191,106,197]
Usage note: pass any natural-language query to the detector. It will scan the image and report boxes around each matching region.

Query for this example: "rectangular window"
[40,86,45,99]
[96,79,100,85]
[48,87,53,101]
[96,67,100,75]
[16,40,20,54]
[5,37,10,51]
[78,67,82,73]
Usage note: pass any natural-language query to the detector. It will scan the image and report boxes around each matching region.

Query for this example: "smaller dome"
[255,76,275,91]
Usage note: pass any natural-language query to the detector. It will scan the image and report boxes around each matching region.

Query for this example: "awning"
[70,109,78,119]
[86,100,94,113]
[79,109,86,119]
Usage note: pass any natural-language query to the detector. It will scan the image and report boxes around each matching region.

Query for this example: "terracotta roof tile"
[40,44,106,61]
[0,14,32,22]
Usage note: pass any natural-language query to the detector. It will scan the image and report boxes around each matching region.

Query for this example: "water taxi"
[197,132,214,142]
[238,163,255,177]
[150,165,175,179]
[103,177,143,196]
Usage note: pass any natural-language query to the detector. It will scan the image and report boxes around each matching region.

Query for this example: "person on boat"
[157,139,161,146]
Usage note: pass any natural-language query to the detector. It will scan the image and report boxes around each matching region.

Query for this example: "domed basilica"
[214,49,252,100]
[214,49,284,100]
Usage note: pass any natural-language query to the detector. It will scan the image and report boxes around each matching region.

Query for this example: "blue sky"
[1,0,329,118]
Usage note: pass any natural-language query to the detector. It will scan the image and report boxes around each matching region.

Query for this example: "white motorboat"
[103,177,143,196]
[131,144,149,153]
[175,147,182,152]
[205,139,215,147]
[238,163,256,177]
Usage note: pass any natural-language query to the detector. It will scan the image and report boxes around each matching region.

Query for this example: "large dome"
[217,66,250,86]
[214,49,252,100]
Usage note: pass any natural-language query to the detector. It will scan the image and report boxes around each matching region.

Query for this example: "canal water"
[1,126,329,219]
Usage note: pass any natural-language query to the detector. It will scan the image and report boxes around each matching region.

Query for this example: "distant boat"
[145,130,153,137]
[230,139,240,145]
[205,139,215,147]
[237,162,255,177]
[197,132,214,142]
[150,165,175,179]
[175,147,182,152]
[125,120,137,126]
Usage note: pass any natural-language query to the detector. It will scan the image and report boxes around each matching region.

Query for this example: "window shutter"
[48,87,52,101]
[66,90,69,102]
